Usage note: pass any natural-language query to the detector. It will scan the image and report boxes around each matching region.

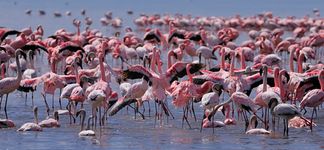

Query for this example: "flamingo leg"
[32,92,34,107]
[134,102,137,120]
[283,119,286,136]
[182,107,185,128]
[163,102,174,119]
[128,104,145,119]
[267,108,270,130]
[200,113,205,133]
[59,89,62,109]
[52,94,55,110]
[4,94,9,119]
[25,93,27,105]
[264,108,267,129]
[0,96,3,111]
[272,115,276,132]
[191,99,197,122]
[243,111,249,132]
[67,102,73,124]
[286,119,289,136]
[184,104,192,129]
[148,101,151,117]
[142,101,146,115]
[102,106,108,126]
[41,93,50,116]
[311,108,315,132]
[154,100,157,127]
[99,107,102,126]
[160,101,163,125]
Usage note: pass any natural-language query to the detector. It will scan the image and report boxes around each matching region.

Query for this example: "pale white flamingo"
[245,115,271,134]
[272,103,310,136]
[77,109,95,136]
[38,111,60,128]
[17,106,42,132]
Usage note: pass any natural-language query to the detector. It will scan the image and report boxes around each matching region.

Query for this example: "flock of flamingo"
[0,9,323,138]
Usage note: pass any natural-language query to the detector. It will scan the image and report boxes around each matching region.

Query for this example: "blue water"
[0,0,324,149]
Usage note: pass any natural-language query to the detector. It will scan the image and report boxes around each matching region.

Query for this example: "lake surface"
[0,0,324,149]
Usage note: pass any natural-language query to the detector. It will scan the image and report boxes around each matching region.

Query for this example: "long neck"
[279,71,287,102]
[74,65,80,84]
[30,54,35,69]
[240,51,246,69]
[297,53,304,73]
[198,81,213,94]
[167,51,173,69]
[50,58,57,73]
[1,64,5,79]
[186,65,192,82]
[274,68,279,87]
[230,54,235,76]
[99,56,106,82]
[224,104,231,119]
[289,49,295,72]
[156,52,162,74]
[86,117,91,130]
[262,67,268,92]
[168,23,173,35]
[77,26,80,36]
[320,72,324,91]
[151,49,156,72]
[16,53,22,81]
[221,49,225,70]
[201,30,207,42]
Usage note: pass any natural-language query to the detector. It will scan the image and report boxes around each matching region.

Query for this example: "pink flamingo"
[254,65,282,129]
[208,91,261,131]
[85,50,112,126]
[10,33,28,50]
[108,77,148,118]
[167,44,185,68]
[0,118,15,128]
[0,49,24,119]
[171,64,214,128]
[299,69,324,131]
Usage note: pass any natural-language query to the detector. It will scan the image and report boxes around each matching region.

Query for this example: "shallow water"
[1,0,324,150]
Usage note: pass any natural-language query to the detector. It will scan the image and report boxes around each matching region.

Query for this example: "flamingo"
[202,118,225,128]
[299,69,324,131]
[171,64,215,128]
[87,90,107,126]
[207,91,261,131]
[17,106,42,131]
[245,115,271,134]
[76,109,95,136]
[196,45,217,67]
[38,111,60,128]
[254,65,282,129]
[0,118,15,128]
[0,49,24,119]
[272,103,310,136]
[108,77,148,118]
